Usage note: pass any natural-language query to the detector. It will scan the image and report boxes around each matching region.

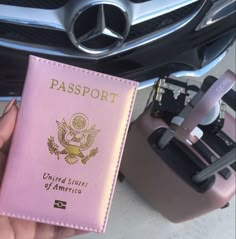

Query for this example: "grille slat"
[0,23,74,49]
[126,1,201,41]
[0,0,69,9]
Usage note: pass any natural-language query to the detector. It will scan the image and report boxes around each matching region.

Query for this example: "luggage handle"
[192,148,236,184]
[201,76,236,111]
[176,70,236,141]
[158,70,236,149]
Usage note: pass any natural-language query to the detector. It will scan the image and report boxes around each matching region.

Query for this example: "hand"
[0,99,86,239]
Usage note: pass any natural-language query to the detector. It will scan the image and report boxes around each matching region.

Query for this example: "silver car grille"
[126,3,201,41]
[0,0,69,9]
[0,0,205,59]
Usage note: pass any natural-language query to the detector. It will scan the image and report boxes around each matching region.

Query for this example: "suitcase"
[120,71,236,222]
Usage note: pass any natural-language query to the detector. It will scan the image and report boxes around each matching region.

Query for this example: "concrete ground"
[0,43,235,239]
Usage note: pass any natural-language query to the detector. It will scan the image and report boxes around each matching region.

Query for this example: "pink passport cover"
[0,56,138,233]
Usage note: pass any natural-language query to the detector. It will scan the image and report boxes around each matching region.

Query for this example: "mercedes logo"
[69,3,130,55]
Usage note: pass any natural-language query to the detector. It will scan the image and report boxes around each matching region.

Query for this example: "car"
[0,0,235,103]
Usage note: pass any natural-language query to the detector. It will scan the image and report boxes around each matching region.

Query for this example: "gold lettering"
[82,87,90,96]
[91,89,100,99]
[68,83,74,93]
[49,79,119,103]
[58,81,66,92]
[75,85,81,95]
[101,90,109,101]
[50,79,59,89]
[110,93,118,103]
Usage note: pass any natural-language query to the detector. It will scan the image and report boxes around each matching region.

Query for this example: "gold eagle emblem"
[47,113,99,165]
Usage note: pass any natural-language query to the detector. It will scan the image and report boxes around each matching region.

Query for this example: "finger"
[34,224,87,239]
[35,223,56,239]
[54,227,87,239]
[0,103,18,149]
[0,151,7,182]
[0,217,15,239]
[2,98,16,115]
[9,218,37,239]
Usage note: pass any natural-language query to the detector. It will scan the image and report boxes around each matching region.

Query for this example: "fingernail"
[3,98,17,114]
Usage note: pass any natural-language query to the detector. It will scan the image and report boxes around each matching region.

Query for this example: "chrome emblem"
[69,3,130,55]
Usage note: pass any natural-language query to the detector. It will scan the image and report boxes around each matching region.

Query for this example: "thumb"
[0,99,18,149]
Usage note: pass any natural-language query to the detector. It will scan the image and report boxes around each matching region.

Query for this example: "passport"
[0,56,138,233]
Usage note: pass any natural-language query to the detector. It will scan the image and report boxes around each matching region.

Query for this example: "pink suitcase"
[120,71,236,222]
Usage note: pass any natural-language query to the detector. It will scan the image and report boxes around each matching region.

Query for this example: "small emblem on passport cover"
[54,200,67,209]
[48,113,99,165]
